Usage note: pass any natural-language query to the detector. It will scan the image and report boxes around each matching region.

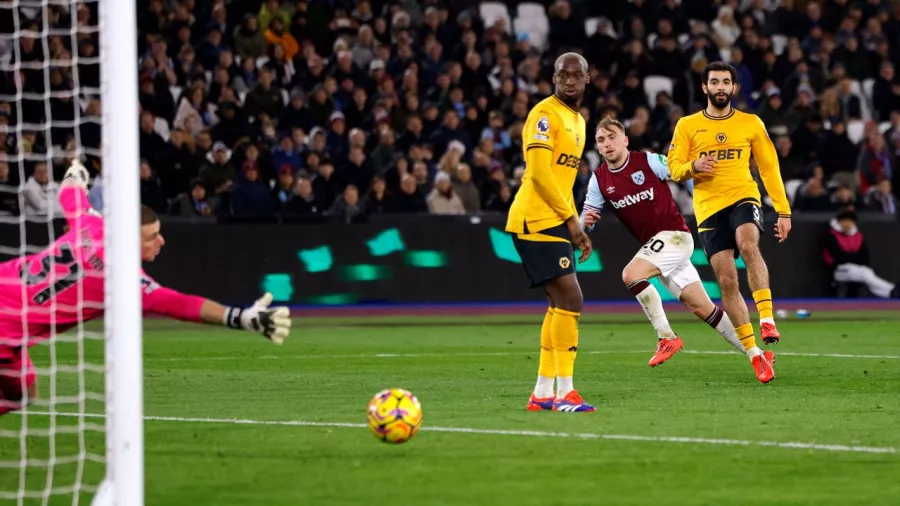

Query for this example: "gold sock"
[736,323,757,352]
[551,308,580,377]
[753,289,774,320]
[538,308,556,378]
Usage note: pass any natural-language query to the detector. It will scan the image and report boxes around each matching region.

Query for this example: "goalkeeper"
[0,162,292,416]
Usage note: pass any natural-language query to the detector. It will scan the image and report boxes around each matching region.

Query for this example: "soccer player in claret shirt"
[0,162,292,416]
[668,62,791,378]
[506,53,595,412]
[582,117,774,383]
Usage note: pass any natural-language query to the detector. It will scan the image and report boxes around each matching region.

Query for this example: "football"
[367,388,423,444]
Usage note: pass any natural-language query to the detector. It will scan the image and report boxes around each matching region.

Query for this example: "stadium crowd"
[0,0,899,221]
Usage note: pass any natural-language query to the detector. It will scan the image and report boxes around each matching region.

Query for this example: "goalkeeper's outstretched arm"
[62,161,292,345]
[142,282,292,345]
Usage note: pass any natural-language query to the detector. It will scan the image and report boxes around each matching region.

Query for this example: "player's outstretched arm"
[144,282,291,345]
[666,119,698,183]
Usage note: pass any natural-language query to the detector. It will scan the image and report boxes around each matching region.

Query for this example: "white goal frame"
[92,0,144,504]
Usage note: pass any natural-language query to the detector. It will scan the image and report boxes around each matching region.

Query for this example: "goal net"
[0,0,143,504]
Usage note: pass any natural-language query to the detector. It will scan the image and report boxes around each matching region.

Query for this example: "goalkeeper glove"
[63,160,90,188]
[224,292,292,345]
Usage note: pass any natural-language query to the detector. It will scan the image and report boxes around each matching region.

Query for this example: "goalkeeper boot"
[761,322,780,344]
[552,390,596,413]
[752,350,776,384]
[648,336,684,367]
[526,394,555,411]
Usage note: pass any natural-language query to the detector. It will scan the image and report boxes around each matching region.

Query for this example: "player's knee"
[557,289,584,313]
[717,272,739,293]
[736,236,760,259]
[621,266,636,286]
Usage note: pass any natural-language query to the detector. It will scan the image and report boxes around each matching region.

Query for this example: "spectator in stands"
[22,162,61,219]
[139,159,167,214]
[387,173,427,213]
[233,14,266,59]
[872,61,896,122]
[311,159,340,210]
[824,208,899,298]
[272,164,295,212]
[426,171,464,215]
[283,175,319,216]
[452,163,480,213]
[362,175,388,216]
[243,66,284,121]
[819,120,859,180]
[865,176,897,215]
[832,183,864,210]
[0,161,18,216]
[231,159,275,218]
[773,134,804,182]
[329,184,364,223]
[794,166,834,212]
[835,77,863,121]
[176,178,217,217]
[858,131,894,194]
[199,142,236,195]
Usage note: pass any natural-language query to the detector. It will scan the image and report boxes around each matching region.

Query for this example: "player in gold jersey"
[505,53,595,412]
[668,62,791,383]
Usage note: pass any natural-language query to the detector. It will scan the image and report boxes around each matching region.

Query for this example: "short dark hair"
[141,205,158,226]
[702,62,737,84]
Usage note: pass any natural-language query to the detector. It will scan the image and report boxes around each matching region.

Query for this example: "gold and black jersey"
[667,109,791,224]
[506,95,586,235]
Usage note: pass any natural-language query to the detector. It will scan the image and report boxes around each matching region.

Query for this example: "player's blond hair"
[595,116,625,136]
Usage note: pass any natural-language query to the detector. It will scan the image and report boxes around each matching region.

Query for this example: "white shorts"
[633,230,702,299]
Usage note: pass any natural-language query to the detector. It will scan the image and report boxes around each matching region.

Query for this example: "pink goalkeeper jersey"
[0,185,205,349]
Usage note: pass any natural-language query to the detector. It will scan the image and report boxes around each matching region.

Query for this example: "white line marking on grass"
[21,411,898,455]
[143,349,900,362]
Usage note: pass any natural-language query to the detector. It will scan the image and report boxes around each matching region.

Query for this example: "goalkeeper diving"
[0,161,292,416]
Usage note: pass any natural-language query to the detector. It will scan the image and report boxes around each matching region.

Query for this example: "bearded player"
[507,53,595,413]
[0,162,292,416]
[582,117,774,383]
[667,62,790,374]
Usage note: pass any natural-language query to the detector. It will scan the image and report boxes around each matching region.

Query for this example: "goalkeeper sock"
[704,305,744,353]
[628,279,676,339]
[753,288,775,325]
[534,308,556,398]
[551,308,580,397]
[736,323,762,359]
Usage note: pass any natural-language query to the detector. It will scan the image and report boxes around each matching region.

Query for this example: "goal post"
[96,0,144,503]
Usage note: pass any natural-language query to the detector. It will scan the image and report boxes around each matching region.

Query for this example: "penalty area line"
[20,411,898,455]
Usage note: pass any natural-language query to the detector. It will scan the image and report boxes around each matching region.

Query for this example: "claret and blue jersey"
[582,151,693,244]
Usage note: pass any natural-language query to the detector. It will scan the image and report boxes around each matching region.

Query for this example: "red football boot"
[752,350,776,384]
[648,337,684,367]
[761,322,781,344]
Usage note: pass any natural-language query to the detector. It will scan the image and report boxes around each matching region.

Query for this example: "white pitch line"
[141,349,900,362]
[20,411,898,455]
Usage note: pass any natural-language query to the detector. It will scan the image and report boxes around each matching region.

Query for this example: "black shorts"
[512,222,575,288]
[697,198,763,259]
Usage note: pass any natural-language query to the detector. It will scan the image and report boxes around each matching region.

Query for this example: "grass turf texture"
[1,311,899,505]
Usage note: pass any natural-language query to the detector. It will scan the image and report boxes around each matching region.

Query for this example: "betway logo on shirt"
[610,188,655,209]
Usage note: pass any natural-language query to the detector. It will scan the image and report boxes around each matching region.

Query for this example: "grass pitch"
[2,310,899,505]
